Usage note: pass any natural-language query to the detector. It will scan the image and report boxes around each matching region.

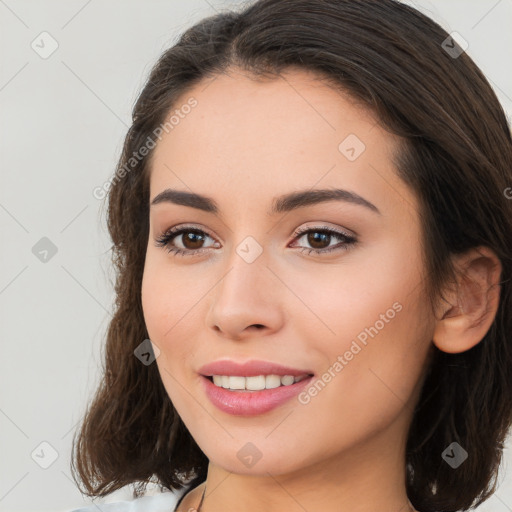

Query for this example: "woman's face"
[142,67,435,477]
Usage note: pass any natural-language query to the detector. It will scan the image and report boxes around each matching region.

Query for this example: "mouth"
[200,373,315,416]
[198,359,315,415]
[204,373,313,391]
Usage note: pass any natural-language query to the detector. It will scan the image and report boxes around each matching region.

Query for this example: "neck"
[197,422,414,512]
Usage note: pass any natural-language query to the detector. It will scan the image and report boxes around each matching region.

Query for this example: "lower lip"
[200,375,314,416]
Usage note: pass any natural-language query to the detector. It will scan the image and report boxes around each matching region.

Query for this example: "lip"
[200,374,314,416]
[198,359,314,378]
[198,359,315,416]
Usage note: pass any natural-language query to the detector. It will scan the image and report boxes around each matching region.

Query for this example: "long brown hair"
[71,1,512,510]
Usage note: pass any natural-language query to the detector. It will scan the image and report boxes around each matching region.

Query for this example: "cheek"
[285,242,418,348]
[141,257,180,352]
[141,262,200,406]
[141,256,209,373]
[141,255,192,337]
[298,300,430,455]
[298,242,430,403]
[141,263,165,339]
[327,296,430,419]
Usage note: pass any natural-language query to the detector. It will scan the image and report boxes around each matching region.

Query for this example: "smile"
[201,374,314,415]
[209,374,311,391]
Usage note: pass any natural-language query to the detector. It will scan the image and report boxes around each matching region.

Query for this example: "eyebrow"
[150,187,381,216]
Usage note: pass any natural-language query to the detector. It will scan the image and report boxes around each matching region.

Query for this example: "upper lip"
[198,359,315,377]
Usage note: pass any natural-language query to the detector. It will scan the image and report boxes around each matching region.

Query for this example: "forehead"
[148,67,416,219]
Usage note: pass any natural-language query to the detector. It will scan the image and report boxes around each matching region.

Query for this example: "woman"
[70,0,512,511]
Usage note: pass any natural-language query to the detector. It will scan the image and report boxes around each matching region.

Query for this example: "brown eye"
[292,226,357,256]
[305,231,332,250]
[155,227,218,256]
[179,230,208,250]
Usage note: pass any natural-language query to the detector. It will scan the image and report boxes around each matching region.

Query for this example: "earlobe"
[432,247,502,354]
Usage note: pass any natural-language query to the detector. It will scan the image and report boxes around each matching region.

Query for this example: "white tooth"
[229,376,246,390]
[246,375,266,390]
[212,374,304,390]
[281,375,295,386]
[265,374,281,389]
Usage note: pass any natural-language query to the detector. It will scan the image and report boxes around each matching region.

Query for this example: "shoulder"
[68,491,178,512]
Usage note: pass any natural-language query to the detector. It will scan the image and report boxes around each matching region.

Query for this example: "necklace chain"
[196,485,206,512]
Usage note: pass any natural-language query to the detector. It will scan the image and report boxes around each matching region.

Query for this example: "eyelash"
[154,224,357,258]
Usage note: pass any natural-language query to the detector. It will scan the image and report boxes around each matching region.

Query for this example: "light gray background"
[1,1,511,511]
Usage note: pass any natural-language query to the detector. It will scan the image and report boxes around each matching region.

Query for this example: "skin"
[141,67,502,512]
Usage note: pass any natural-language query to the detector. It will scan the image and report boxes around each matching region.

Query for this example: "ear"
[432,246,502,354]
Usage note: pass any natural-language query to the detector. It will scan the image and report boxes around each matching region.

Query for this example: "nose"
[205,252,285,341]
